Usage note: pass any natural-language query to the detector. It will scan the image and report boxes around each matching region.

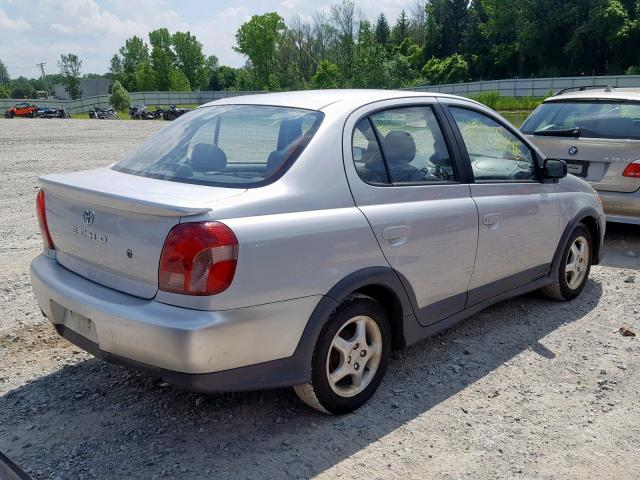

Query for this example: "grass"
[471,91,543,112]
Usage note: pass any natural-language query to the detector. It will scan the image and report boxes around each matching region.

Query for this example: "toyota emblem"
[82,209,95,225]
[568,146,578,156]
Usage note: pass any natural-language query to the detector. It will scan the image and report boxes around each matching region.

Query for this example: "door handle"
[382,226,409,246]
[483,213,503,230]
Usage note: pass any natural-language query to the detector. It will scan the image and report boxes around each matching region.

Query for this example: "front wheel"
[294,296,391,414]
[541,224,592,301]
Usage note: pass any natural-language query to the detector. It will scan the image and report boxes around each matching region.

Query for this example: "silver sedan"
[31,90,605,414]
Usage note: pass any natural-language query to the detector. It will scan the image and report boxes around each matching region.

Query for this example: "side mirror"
[352,146,365,162]
[543,159,567,179]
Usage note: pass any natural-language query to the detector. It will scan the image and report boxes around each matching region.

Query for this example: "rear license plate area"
[565,160,589,177]
[50,300,99,343]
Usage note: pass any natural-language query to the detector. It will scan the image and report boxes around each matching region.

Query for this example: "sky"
[0,0,418,79]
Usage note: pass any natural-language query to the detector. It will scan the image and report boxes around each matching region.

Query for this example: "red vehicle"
[4,102,39,118]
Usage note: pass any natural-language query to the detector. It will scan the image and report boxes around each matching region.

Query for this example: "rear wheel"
[541,224,592,301]
[294,296,391,414]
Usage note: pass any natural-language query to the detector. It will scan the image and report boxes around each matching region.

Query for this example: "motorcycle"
[129,104,164,120]
[89,106,119,120]
[163,105,189,121]
[40,105,70,119]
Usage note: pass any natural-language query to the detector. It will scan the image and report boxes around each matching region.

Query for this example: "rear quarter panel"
[154,111,391,311]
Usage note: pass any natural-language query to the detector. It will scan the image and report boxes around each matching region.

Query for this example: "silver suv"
[522,86,640,224]
[31,90,605,414]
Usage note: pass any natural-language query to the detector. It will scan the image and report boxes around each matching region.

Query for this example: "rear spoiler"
[39,174,213,217]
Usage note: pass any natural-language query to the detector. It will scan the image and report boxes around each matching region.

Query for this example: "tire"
[166,113,176,121]
[541,224,592,301]
[294,296,392,415]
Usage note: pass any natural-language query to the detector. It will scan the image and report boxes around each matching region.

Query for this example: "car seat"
[383,131,423,182]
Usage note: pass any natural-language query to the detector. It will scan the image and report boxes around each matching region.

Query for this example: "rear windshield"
[112,105,324,187]
[521,101,640,140]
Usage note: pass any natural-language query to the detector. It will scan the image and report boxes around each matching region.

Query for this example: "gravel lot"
[1,118,639,480]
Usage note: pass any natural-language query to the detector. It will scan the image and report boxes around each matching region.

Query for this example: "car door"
[441,99,561,306]
[343,98,478,327]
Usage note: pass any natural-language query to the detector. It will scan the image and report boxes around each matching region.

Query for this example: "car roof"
[546,88,640,103]
[201,89,480,112]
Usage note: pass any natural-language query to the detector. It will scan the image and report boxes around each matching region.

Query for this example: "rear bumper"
[30,254,320,391]
[597,188,640,225]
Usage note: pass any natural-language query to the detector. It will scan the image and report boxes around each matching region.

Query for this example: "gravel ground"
[1,118,639,480]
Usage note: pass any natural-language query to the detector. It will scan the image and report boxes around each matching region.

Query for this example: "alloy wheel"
[565,235,589,290]
[326,315,382,398]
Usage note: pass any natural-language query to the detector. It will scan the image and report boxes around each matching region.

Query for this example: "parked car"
[163,104,189,121]
[31,90,605,414]
[4,102,38,118]
[521,86,640,224]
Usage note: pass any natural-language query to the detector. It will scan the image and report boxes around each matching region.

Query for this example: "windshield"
[521,101,640,140]
[112,105,324,188]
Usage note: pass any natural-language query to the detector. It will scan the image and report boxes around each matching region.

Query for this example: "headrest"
[277,118,303,151]
[384,131,416,165]
[190,143,227,172]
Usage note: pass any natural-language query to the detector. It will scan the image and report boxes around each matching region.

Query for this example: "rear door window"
[521,101,640,140]
[352,106,456,186]
[352,118,390,184]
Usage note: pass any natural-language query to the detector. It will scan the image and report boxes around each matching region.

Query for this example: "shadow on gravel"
[599,223,640,270]
[0,281,602,480]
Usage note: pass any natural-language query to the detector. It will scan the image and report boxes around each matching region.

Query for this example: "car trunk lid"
[527,135,640,193]
[40,167,245,299]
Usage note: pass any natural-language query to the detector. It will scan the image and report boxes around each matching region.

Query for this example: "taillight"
[622,160,640,178]
[159,222,238,296]
[36,189,55,251]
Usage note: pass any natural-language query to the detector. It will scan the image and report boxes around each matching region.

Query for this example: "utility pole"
[36,62,48,98]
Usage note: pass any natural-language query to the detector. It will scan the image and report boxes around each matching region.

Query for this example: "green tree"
[169,69,191,91]
[331,1,357,82]
[352,21,390,87]
[234,13,286,88]
[58,53,82,99]
[172,31,209,90]
[149,28,175,90]
[0,59,9,85]
[110,36,149,91]
[0,85,10,98]
[109,80,130,111]
[565,0,630,75]
[311,60,340,88]
[208,65,238,90]
[375,13,391,45]
[9,76,34,98]
[391,9,410,45]
[422,54,469,84]
[134,60,157,91]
